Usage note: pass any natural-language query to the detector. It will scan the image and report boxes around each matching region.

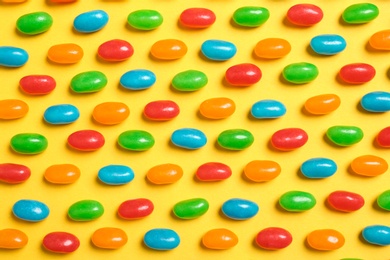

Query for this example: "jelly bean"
[377,127,390,147]
[172,70,208,92]
[222,198,259,220]
[73,10,109,33]
[179,8,216,29]
[244,160,281,182]
[196,162,232,181]
[16,12,53,35]
[0,99,28,119]
[173,198,209,219]
[199,97,235,119]
[304,94,340,115]
[47,43,83,64]
[279,190,316,212]
[43,104,79,125]
[67,130,105,151]
[201,40,237,61]
[361,91,390,112]
[232,6,269,27]
[12,199,50,222]
[339,63,375,84]
[68,199,104,221]
[310,34,346,55]
[120,69,156,90]
[19,75,56,95]
[271,128,308,151]
[342,3,379,24]
[350,155,388,177]
[10,133,48,154]
[44,164,80,184]
[327,191,365,212]
[255,227,292,250]
[118,130,155,151]
[144,229,180,250]
[286,4,323,26]
[300,158,337,179]
[326,126,363,146]
[0,46,29,67]
[171,128,207,149]
[97,39,134,62]
[118,198,154,219]
[369,30,390,50]
[43,232,79,253]
[143,100,180,121]
[202,228,238,250]
[377,190,390,211]
[307,229,345,250]
[127,10,163,30]
[282,62,318,84]
[217,129,254,150]
[225,63,261,87]
[91,227,127,249]
[254,38,291,59]
[98,165,134,185]
[92,102,129,125]
[362,225,390,246]
[150,39,187,60]
[146,163,183,184]
[71,71,107,93]
[0,229,28,249]
[251,100,286,119]
[0,163,30,184]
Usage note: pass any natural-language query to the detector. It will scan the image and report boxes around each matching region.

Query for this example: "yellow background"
[1,0,390,259]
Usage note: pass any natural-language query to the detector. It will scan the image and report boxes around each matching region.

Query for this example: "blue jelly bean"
[300,158,337,178]
[310,34,346,55]
[201,39,237,61]
[98,165,134,185]
[12,199,50,222]
[361,91,390,112]
[221,198,259,220]
[362,225,390,246]
[0,46,29,67]
[171,128,207,149]
[120,69,156,90]
[144,228,180,250]
[251,99,286,119]
[43,104,80,125]
[73,10,109,33]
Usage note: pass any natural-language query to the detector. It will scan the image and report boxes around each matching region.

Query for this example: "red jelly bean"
[97,39,134,62]
[339,63,375,84]
[143,100,180,121]
[225,63,262,87]
[118,198,154,220]
[286,4,323,26]
[42,232,80,254]
[179,8,216,28]
[376,127,390,147]
[255,227,292,250]
[271,128,308,151]
[196,162,232,181]
[0,163,30,184]
[67,130,105,151]
[19,75,56,95]
[327,190,365,212]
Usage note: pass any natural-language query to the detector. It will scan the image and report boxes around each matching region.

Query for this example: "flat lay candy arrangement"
[1,0,390,259]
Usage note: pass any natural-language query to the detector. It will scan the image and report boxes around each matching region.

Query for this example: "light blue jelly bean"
[12,199,50,222]
[251,99,286,119]
[120,69,156,90]
[0,46,29,67]
[221,198,259,220]
[43,104,80,125]
[144,228,180,250]
[98,165,134,185]
[201,40,237,61]
[361,91,390,112]
[73,10,109,33]
[300,158,337,178]
[362,225,390,246]
[171,128,207,149]
[310,34,346,55]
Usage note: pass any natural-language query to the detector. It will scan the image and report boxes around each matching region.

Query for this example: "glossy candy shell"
[98,39,133,62]
[171,128,207,149]
[232,6,270,27]
[369,30,390,50]
[342,3,379,24]
[43,232,80,253]
[19,75,56,95]
[286,4,323,26]
[118,130,155,151]
[98,165,134,185]
[244,160,281,182]
[271,128,308,151]
[10,133,48,154]
[143,229,180,250]
[217,129,254,150]
[202,229,238,250]
[0,163,31,184]
[43,104,80,124]
[225,63,261,87]
[127,10,163,30]
[199,97,235,119]
[0,46,29,67]
[339,63,375,84]
[221,198,259,220]
[70,71,107,93]
[279,191,316,212]
[327,191,365,212]
[307,229,345,250]
[47,43,83,64]
[147,164,183,184]
[362,225,390,246]
[326,126,363,146]
[201,40,237,61]
[150,39,187,60]
[300,158,337,179]
[251,100,286,119]
[172,70,208,92]
[350,155,388,177]
[93,102,129,125]
[68,200,104,221]
[73,10,109,33]
[0,99,28,119]
[254,38,291,59]
[13,199,50,222]
[91,227,127,249]
[16,12,53,35]
[120,69,156,90]
[304,94,340,115]
[196,162,232,181]
[377,190,390,211]
[361,91,390,112]
[144,100,180,121]
[255,227,292,250]
[376,127,390,147]
[67,130,105,151]
[282,62,318,84]
[179,8,216,28]
[310,34,346,55]
[118,198,154,219]
[173,198,209,219]
[0,229,28,249]
[44,164,80,184]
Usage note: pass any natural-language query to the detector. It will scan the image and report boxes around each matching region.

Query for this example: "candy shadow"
[213,140,246,153]
[364,41,385,53]
[306,44,335,58]
[372,199,385,212]
[322,134,350,148]
[387,67,390,80]
[278,73,304,86]
[282,17,312,29]
[356,101,378,115]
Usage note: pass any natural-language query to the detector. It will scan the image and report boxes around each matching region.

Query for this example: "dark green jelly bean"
[326,126,363,146]
[279,190,316,212]
[118,130,155,151]
[377,190,390,211]
[232,6,269,27]
[282,62,318,84]
[127,10,163,30]
[16,12,53,35]
[173,198,209,219]
[342,3,379,24]
[70,71,107,93]
[68,200,104,221]
[10,133,48,154]
[217,129,254,150]
[172,70,208,92]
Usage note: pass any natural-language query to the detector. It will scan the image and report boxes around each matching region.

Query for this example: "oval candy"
[0,99,28,119]
[173,198,209,219]
[10,133,48,154]
[16,12,53,35]
[144,229,180,250]
[300,158,337,179]
[377,127,390,147]
[196,162,232,181]
[202,228,238,250]
[361,91,390,112]
[339,63,375,84]
[19,75,56,95]
[98,165,134,185]
[146,163,183,184]
[201,40,237,61]
[222,198,259,220]
[307,229,345,250]
[271,128,308,151]
[91,227,127,249]
[118,130,155,151]
[13,199,50,222]
[199,97,235,119]
[127,10,163,30]
[244,160,281,182]
[44,164,80,184]
[97,39,134,62]
[342,3,379,24]
[218,129,254,150]
[120,69,156,90]
[150,39,187,60]
[251,100,286,119]
[171,128,207,149]
[225,63,261,87]
[144,100,180,121]
[118,198,154,219]
[279,190,316,212]
[43,104,79,124]
[310,34,346,55]
[93,102,129,125]
[0,229,28,249]
[254,38,291,59]
[327,190,365,212]
[67,130,105,151]
[377,190,390,211]
[73,10,109,33]
[304,94,340,115]
[369,30,390,50]
[282,62,318,84]
[47,43,83,64]
[43,232,79,253]
[255,227,293,250]
[68,200,104,221]
[286,4,323,26]
[0,46,29,67]
[362,225,390,246]
[326,126,363,146]
[70,71,107,93]
[232,6,269,27]
[350,155,388,177]
[0,163,31,184]
[172,70,208,92]
[179,8,216,28]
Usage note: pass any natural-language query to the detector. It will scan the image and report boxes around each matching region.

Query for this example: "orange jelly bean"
[44,164,80,184]
[199,97,235,119]
[254,38,291,59]
[350,155,388,177]
[47,43,84,64]
[0,99,28,119]
[146,163,183,184]
[92,102,130,125]
[307,229,345,250]
[244,160,281,182]
[304,94,340,115]
[369,30,390,50]
[91,227,128,249]
[0,229,28,249]
[150,39,187,60]
[202,228,238,250]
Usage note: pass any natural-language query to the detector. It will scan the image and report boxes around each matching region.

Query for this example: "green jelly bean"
[279,190,316,212]
[68,200,104,221]
[118,130,155,151]
[342,3,379,24]
[16,12,53,35]
[232,6,270,27]
[282,62,318,84]
[70,71,107,93]
[217,129,254,150]
[127,10,163,30]
[326,126,363,146]
[172,70,208,92]
[10,133,48,154]
[377,190,390,211]
[173,198,209,219]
